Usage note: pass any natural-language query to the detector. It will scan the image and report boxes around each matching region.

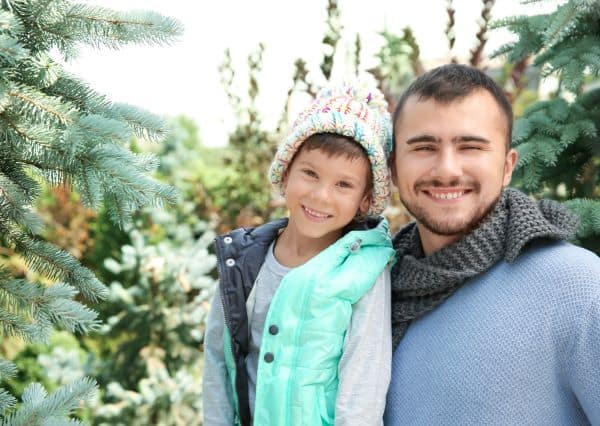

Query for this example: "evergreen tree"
[0,0,181,422]
[494,0,600,253]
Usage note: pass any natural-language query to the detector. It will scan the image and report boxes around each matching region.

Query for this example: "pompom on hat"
[269,80,393,215]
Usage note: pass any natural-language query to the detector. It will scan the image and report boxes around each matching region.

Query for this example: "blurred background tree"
[493,0,600,253]
[211,44,277,231]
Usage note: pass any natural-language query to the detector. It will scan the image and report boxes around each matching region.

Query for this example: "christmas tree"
[495,0,600,253]
[0,0,181,422]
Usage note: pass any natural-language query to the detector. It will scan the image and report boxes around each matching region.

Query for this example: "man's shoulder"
[517,240,599,270]
[501,240,600,298]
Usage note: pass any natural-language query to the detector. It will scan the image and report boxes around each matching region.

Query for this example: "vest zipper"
[214,237,234,342]
[214,236,247,425]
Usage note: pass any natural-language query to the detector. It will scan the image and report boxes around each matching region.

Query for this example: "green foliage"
[0,378,96,426]
[0,362,17,413]
[86,124,217,425]
[84,204,130,288]
[5,332,90,398]
[564,197,600,252]
[0,0,182,421]
[321,0,342,81]
[495,0,600,253]
[512,97,596,189]
[92,212,214,425]
[371,28,422,99]
[493,1,600,92]
[216,45,277,230]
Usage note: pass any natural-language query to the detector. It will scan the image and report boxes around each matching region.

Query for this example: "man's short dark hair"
[392,64,513,149]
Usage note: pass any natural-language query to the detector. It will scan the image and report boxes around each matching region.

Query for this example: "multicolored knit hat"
[269,80,393,215]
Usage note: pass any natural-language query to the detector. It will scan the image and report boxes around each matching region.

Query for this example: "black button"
[264,352,274,363]
[268,325,279,335]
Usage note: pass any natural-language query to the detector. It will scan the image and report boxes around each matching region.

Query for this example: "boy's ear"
[359,194,371,216]
[389,151,398,187]
[280,169,289,196]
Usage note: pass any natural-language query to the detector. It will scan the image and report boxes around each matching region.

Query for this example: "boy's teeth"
[305,207,328,217]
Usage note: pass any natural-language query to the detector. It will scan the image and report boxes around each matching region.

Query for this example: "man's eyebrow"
[405,135,440,144]
[453,135,490,144]
[404,135,491,144]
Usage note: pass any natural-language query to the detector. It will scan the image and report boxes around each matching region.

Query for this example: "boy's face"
[282,146,371,244]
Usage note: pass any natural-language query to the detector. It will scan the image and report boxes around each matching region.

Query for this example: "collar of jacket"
[215,218,288,352]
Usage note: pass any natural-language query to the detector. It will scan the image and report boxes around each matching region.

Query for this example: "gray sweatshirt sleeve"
[202,288,235,426]
[334,268,392,426]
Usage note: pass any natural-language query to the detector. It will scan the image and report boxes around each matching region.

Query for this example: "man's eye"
[413,145,434,151]
[461,145,482,150]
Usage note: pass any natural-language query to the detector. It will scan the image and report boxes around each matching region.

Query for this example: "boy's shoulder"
[217,218,288,248]
[343,216,392,249]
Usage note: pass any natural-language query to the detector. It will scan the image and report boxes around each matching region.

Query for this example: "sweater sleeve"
[202,287,235,426]
[568,290,600,423]
[334,267,391,426]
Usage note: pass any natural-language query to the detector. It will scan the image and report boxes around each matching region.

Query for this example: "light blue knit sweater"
[385,241,600,425]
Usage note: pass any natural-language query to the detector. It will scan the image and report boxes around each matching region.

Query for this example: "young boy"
[203,82,395,426]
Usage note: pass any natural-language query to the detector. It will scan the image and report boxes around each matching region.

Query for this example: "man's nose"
[431,147,462,181]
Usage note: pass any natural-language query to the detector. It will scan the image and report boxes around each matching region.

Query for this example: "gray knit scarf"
[391,188,579,349]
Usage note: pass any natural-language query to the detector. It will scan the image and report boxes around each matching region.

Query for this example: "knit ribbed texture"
[391,188,579,348]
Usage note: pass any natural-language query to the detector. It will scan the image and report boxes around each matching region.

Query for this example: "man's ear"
[502,148,518,187]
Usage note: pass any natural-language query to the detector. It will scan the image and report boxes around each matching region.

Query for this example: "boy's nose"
[310,184,331,202]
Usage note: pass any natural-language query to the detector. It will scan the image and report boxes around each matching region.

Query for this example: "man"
[385,64,600,424]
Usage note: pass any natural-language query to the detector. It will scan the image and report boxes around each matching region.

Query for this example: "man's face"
[392,90,518,252]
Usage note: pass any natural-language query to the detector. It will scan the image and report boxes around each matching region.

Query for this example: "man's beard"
[400,179,501,237]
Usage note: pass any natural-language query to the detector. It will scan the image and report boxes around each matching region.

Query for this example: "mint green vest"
[224,219,394,425]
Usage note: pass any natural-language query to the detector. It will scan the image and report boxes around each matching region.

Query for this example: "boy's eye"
[460,145,482,151]
[302,169,317,178]
[337,181,353,189]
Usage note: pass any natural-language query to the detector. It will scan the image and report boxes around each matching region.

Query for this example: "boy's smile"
[301,205,332,222]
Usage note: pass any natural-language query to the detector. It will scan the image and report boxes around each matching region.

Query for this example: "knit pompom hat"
[269,80,393,215]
